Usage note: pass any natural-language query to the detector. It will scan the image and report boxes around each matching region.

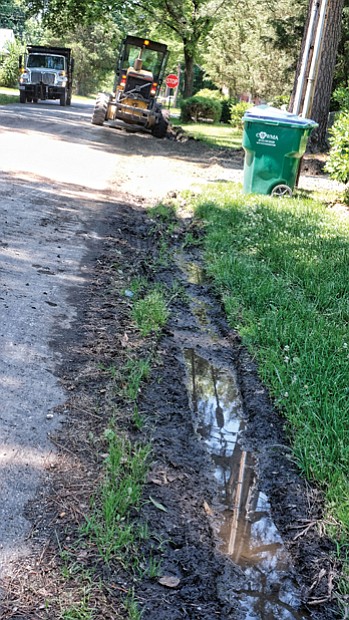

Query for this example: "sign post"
[165,74,180,111]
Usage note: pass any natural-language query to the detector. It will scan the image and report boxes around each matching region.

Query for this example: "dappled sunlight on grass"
[171,118,242,149]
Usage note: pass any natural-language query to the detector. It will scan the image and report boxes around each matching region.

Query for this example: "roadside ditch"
[0,194,338,620]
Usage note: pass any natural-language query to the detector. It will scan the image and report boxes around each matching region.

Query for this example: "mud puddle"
[177,254,312,619]
[184,349,309,619]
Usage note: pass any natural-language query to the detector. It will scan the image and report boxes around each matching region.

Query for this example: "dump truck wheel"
[152,113,169,138]
[271,184,292,197]
[19,91,26,104]
[91,93,109,126]
[60,92,67,106]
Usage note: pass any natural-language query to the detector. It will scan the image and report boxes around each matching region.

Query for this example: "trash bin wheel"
[271,184,293,197]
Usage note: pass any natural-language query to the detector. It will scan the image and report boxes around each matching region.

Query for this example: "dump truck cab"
[19,46,74,106]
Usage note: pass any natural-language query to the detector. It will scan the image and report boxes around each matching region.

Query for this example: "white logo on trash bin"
[256,131,278,146]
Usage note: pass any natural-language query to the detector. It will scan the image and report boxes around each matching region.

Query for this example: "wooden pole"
[301,0,330,118]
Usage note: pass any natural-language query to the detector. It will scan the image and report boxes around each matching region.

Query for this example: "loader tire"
[19,91,26,104]
[152,113,169,138]
[91,93,110,126]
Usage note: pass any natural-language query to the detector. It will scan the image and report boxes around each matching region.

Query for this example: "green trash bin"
[242,105,318,196]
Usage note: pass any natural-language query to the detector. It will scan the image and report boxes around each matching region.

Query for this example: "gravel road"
[0,100,245,580]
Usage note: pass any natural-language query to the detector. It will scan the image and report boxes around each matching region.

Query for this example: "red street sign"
[165,74,179,89]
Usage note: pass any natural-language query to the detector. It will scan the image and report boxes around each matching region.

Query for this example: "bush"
[230,101,252,128]
[324,112,349,183]
[221,98,237,123]
[195,88,222,100]
[180,96,222,123]
[195,89,237,124]
[267,94,290,109]
[331,86,349,111]
[0,40,24,88]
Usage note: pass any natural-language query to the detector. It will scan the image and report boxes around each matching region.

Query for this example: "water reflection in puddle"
[184,349,309,620]
[175,254,205,285]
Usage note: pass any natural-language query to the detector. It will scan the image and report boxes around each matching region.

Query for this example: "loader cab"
[115,36,168,98]
[92,34,169,137]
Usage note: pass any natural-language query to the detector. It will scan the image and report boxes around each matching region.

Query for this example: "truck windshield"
[122,45,165,79]
[27,54,65,70]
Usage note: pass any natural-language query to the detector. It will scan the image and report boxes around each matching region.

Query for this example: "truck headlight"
[56,71,67,85]
[19,71,29,83]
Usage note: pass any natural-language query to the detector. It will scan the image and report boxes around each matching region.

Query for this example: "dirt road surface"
[0,101,337,619]
[0,102,235,568]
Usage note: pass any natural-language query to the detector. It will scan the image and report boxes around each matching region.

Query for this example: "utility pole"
[292,0,320,115]
[291,0,330,119]
[301,0,330,118]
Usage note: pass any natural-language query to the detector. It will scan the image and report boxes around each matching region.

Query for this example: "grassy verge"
[0,88,19,104]
[185,182,349,535]
[170,117,242,149]
[0,87,95,105]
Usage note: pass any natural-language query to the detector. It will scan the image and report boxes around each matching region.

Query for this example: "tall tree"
[62,22,121,95]
[289,0,345,150]
[202,0,304,101]
[331,1,349,94]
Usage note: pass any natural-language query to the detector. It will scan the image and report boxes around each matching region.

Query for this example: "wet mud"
[0,199,338,619]
[109,209,337,619]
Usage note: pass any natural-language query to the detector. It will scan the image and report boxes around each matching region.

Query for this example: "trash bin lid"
[243,105,318,129]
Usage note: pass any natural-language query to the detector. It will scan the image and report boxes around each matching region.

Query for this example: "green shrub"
[0,41,24,88]
[221,97,237,123]
[267,94,290,109]
[230,101,252,128]
[180,96,222,123]
[331,86,349,111]
[195,89,237,124]
[324,112,349,183]
[195,88,222,100]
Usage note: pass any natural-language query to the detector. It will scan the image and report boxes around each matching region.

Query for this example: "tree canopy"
[202,0,306,101]
[0,0,26,35]
[26,0,229,97]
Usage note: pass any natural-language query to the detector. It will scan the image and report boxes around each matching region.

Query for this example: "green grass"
[124,588,142,620]
[170,118,242,149]
[122,358,151,401]
[82,429,150,565]
[132,289,169,337]
[0,87,95,105]
[187,182,349,531]
[0,88,19,105]
[61,600,93,620]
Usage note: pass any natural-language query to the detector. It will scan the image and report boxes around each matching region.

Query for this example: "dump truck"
[19,46,74,106]
[92,35,169,138]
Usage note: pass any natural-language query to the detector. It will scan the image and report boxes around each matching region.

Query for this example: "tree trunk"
[183,46,194,98]
[289,0,345,151]
[310,0,345,150]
